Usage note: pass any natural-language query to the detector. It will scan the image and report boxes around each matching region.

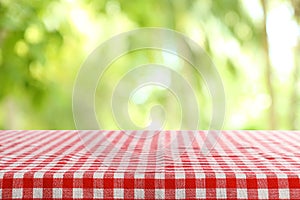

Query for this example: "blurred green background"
[0,0,300,130]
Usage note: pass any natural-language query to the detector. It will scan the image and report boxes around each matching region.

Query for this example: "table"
[0,130,300,199]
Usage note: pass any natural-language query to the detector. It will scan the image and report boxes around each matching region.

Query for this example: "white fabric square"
[114,188,124,198]
[277,174,288,179]
[94,189,103,199]
[134,189,144,199]
[155,173,165,179]
[13,173,24,178]
[195,173,205,179]
[279,189,290,199]
[73,188,83,198]
[134,173,145,179]
[73,173,84,178]
[93,172,104,178]
[175,173,185,179]
[176,189,185,199]
[237,189,247,198]
[53,188,62,198]
[53,173,64,178]
[216,173,226,178]
[155,189,165,199]
[33,188,43,198]
[258,189,268,199]
[33,172,44,178]
[196,188,206,199]
[114,173,124,178]
[216,188,226,198]
[236,174,246,179]
[12,188,23,199]
[256,174,267,178]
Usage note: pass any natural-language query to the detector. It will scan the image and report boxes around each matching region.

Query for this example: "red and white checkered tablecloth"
[0,130,300,199]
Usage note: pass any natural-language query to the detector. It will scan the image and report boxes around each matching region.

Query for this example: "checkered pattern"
[1,130,300,199]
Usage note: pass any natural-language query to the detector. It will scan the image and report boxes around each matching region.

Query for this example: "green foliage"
[0,0,298,130]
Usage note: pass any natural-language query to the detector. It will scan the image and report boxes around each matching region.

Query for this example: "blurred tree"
[0,0,82,129]
[0,0,298,130]
[290,0,300,129]
[260,0,277,129]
